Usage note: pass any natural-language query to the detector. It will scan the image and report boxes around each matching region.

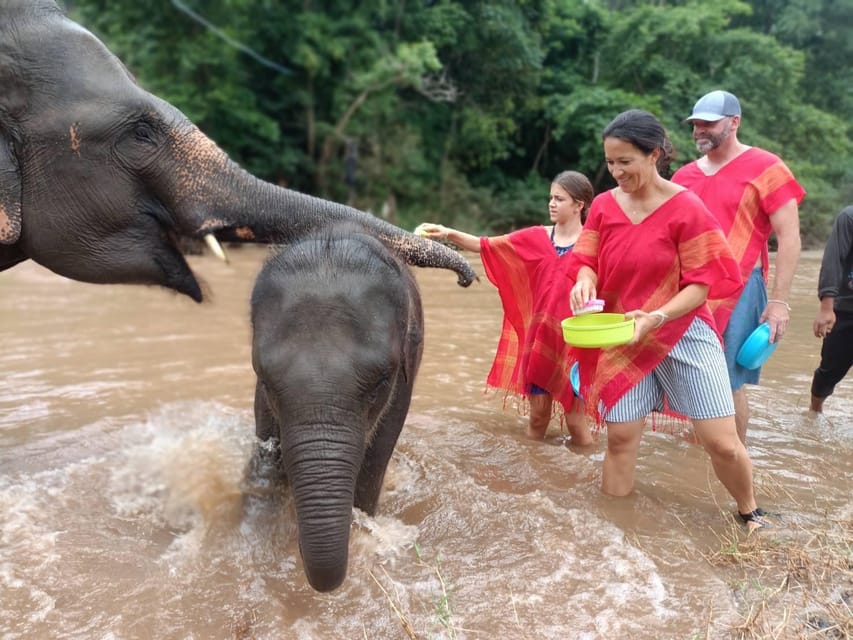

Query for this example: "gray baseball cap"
[685,90,741,122]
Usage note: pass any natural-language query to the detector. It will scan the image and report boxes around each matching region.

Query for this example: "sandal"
[738,508,772,529]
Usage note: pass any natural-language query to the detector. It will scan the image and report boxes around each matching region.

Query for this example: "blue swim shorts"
[722,267,766,391]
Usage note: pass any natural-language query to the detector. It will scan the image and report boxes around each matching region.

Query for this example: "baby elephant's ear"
[0,130,22,244]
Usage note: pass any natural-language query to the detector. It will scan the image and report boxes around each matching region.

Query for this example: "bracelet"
[767,299,791,311]
[649,309,669,328]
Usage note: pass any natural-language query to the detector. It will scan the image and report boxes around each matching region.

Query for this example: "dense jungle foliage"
[67,0,852,246]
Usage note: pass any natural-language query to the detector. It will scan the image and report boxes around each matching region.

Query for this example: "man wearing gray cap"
[672,90,805,443]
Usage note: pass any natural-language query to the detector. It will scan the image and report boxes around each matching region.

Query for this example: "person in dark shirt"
[810,205,853,412]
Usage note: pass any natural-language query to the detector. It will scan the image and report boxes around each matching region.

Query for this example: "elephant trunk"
[229,176,477,286]
[171,127,477,287]
[279,417,366,593]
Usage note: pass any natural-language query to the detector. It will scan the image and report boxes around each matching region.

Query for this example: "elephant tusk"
[203,233,229,263]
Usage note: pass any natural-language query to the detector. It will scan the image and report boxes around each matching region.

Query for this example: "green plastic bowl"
[561,313,635,348]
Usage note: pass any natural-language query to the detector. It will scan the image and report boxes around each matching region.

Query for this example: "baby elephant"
[249,222,424,592]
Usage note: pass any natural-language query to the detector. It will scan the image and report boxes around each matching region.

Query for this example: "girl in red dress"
[420,171,594,446]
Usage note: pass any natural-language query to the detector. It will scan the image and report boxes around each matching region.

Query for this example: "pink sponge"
[574,298,605,316]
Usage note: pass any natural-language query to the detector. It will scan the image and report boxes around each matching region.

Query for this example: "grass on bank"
[700,471,852,639]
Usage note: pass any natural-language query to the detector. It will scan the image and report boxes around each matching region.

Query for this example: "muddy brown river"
[1,246,850,639]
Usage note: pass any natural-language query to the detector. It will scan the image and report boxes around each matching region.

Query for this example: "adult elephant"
[0,1,475,302]
[250,222,424,592]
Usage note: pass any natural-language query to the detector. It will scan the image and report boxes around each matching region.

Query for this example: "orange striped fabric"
[480,227,580,416]
[567,190,742,422]
[672,148,806,332]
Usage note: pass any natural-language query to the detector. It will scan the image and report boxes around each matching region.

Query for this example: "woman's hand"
[415,223,485,253]
[415,223,449,240]
[570,268,598,312]
[570,280,596,311]
[415,224,483,253]
[622,284,706,344]
[625,309,666,345]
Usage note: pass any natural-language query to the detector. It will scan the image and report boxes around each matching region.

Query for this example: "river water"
[1,246,851,639]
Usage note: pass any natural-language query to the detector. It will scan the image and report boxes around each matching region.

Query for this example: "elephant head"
[250,223,423,592]
[0,1,476,301]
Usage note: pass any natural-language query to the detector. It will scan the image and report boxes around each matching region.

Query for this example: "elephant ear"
[402,285,425,384]
[0,130,22,245]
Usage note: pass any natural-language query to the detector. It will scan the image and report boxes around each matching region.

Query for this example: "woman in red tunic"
[420,171,594,446]
[568,110,768,529]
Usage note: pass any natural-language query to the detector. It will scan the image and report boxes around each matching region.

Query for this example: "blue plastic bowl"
[735,323,778,370]
[570,362,581,397]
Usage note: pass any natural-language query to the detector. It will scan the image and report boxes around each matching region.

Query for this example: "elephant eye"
[365,376,391,406]
[133,122,156,144]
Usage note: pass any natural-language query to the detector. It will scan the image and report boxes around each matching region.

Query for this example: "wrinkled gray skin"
[250,223,423,592]
[0,1,476,302]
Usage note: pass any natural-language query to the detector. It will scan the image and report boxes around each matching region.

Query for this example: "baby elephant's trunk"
[281,420,365,592]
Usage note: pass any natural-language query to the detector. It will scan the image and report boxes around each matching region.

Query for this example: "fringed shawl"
[480,226,580,416]
[567,190,742,423]
[672,147,805,333]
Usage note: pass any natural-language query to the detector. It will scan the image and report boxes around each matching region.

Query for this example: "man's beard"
[695,120,732,154]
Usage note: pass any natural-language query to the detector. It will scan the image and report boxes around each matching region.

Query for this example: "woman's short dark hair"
[602,109,675,176]
[553,170,594,223]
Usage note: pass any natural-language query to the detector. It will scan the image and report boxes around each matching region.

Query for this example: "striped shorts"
[605,317,735,423]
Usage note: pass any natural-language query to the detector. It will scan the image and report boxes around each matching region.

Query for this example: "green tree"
[70,0,284,178]
[587,0,851,244]
[65,0,851,243]
[734,0,853,116]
